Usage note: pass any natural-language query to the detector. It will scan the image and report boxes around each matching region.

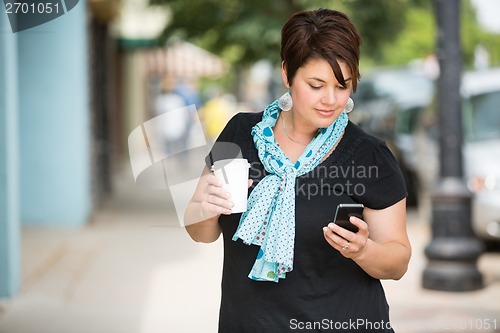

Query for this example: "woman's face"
[283,57,353,132]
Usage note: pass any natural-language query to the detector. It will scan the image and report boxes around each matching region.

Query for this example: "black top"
[206,112,407,333]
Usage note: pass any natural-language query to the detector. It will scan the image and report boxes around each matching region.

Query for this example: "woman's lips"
[315,108,336,117]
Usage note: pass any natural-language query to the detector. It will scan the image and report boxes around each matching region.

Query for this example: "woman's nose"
[321,88,337,105]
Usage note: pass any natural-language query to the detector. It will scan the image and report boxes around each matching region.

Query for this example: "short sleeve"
[204,112,261,168]
[350,142,407,210]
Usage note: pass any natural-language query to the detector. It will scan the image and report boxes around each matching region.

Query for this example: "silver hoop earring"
[278,91,293,111]
[343,97,354,114]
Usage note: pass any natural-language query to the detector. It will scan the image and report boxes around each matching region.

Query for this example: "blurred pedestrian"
[423,53,440,81]
[174,77,202,110]
[474,43,490,70]
[199,91,235,142]
[154,76,191,160]
[184,8,411,333]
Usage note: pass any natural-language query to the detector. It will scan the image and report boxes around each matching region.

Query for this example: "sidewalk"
[383,209,500,333]
[0,165,499,333]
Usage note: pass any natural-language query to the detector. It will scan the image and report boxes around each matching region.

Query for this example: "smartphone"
[333,203,364,233]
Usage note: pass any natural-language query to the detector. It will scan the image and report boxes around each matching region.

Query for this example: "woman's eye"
[337,85,348,90]
[309,85,322,90]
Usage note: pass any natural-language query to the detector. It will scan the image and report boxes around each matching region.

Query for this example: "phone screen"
[333,203,364,233]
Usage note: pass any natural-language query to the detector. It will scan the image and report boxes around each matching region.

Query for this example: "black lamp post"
[422,0,484,291]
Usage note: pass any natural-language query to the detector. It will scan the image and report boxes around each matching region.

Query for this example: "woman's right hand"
[185,166,253,242]
[200,173,235,219]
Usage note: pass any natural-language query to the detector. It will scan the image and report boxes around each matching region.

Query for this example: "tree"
[149,0,500,80]
[379,0,500,68]
[346,0,407,63]
[150,0,299,65]
[149,0,410,66]
[381,5,436,66]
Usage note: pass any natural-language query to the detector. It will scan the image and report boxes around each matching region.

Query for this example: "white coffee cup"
[211,158,250,213]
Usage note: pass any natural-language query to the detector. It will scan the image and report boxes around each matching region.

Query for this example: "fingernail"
[328,223,335,228]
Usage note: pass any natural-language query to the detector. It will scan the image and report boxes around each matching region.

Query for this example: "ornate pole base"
[423,261,483,291]
[422,178,484,291]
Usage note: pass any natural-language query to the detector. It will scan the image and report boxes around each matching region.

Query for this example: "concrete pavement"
[383,209,500,333]
[0,165,499,333]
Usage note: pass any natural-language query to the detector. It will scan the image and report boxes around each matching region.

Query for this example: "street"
[0,164,499,333]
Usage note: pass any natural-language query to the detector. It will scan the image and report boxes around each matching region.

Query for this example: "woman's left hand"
[323,216,369,259]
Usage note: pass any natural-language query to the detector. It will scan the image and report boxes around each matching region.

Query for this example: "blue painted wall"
[18,0,91,226]
[0,9,20,297]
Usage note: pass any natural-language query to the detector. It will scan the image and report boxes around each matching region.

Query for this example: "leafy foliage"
[346,0,407,62]
[149,0,409,66]
[150,0,299,65]
[381,6,436,65]
[149,0,500,68]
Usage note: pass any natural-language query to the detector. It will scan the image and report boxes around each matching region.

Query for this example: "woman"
[185,8,411,333]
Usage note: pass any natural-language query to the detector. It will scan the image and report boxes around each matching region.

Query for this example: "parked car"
[351,67,435,206]
[415,68,500,246]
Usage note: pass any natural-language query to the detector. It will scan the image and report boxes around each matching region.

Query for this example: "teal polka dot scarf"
[232,99,348,282]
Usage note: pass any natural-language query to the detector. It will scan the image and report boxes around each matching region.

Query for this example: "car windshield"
[355,71,433,104]
[374,73,433,103]
[463,90,500,142]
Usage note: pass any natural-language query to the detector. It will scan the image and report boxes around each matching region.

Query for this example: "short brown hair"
[280,8,362,91]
